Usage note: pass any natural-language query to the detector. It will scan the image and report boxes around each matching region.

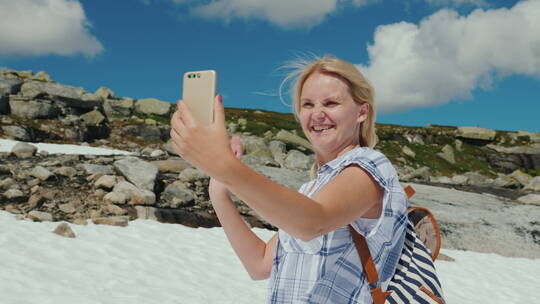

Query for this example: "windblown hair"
[280,54,377,178]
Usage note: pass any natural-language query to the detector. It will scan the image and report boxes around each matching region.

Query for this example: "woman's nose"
[312,106,325,119]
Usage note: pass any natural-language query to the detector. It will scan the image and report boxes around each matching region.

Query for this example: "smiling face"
[299,71,369,164]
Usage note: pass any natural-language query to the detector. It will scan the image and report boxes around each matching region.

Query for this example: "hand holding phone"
[182,70,217,126]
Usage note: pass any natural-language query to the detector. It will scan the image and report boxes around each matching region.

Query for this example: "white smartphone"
[182,70,217,126]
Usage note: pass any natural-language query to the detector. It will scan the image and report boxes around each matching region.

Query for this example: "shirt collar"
[316,147,365,175]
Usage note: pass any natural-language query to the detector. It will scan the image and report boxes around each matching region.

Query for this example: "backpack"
[348,185,446,304]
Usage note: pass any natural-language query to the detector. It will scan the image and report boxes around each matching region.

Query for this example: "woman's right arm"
[210,190,277,280]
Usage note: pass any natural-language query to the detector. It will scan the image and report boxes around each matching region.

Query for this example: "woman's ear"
[357,102,370,123]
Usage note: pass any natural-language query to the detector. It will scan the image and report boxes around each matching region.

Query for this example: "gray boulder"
[114,157,158,191]
[93,216,129,227]
[178,168,209,183]
[53,223,76,238]
[134,98,171,117]
[31,166,54,181]
[95,87,115,100]
[253,166,310,190]
[509,170,533,187]
[81,164,114,175]
[517,194,540,205]
[103,98,133,117]
[161,181,196,207]
[284,150,313,171]
[30,71,52,82]
[9,98,60,119]
[80,109,106,126]
[0,76,23,95]
[11,142,37,158]
[524,176,540,192]
[2,126,31,141]
[20,81,101,110]
[275,130,313,151]
[28,210,53,222]
[437,144,456,164]
[456,126,496,142]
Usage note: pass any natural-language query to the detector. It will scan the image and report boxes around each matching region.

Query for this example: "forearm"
[216,159,324,241]
[210,194,269,280]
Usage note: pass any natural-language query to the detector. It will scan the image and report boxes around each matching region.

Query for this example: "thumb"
[213,94,226,127]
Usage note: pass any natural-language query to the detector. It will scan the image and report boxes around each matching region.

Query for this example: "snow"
[0,139,134,156]
[1,139,539,303]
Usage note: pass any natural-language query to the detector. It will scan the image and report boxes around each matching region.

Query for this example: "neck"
[315,143,360,167]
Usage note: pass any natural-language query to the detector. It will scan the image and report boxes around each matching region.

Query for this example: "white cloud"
[0,0,103,57]
[424,0,489,7]
[188,0,376,29]
[358,0,540,113]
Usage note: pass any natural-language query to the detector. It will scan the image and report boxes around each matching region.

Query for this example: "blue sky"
[0,0,538,132]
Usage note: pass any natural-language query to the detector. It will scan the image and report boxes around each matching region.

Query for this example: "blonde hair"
[280,54,377,178]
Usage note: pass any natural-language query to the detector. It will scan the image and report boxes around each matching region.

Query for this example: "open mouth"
[311,125,335,134]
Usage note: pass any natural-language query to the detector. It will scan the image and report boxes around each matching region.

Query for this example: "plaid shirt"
[267,147,409,304]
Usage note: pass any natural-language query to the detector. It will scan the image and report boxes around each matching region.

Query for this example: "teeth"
[312,126,334,131]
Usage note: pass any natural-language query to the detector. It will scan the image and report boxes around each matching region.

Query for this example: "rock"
[151,158,190,173]
[9,97,60,119]
[80,109,106,126]
[134,98,171,117]
[269,140,286,166]
[27,194,44,209]
[0,94,8,114]
[94,175,117,190]
[20,81,101,109]
[437,144,456,164]
[31,71,52,82]
[2,125,31,141]
[455,126,496,142]
[242,154,279,167]
[134,206,158,220]
[103,191,127,204]
[402,146,416,158]
[253,166,310,190]
[102,204,127,216]
[53,167,78,178]
[493,175,520,188]
[95,87,115,100]
[0,177,16,190]
[59,202,76,214]
[452,174,468,185]
[178,168,209,183]
[93,216,129,227]
[524,176,540,192]
[406,167,431,181]
[509,170,533,187]
[52,223,76,238]
[463,172,491,186]
[455,139,463,151]
[11,142,38,158]
[114,157,158,191]
[429,176,453,184]
[81,164,114,175]
[150,149,165,157]
[2,69,33,80]
[3,189,24,199]
[162,181,196,207]
[112,181,140,200]
[28,210,53,222]
[284,150,312,171]
[0,76,23,95]
[31,166,54,181]
[517,194,540,205]
[72,218,89,225]
[103,98,133,117]
[487,144,540,155]
[129,189,156,205]
[275,129,313,151]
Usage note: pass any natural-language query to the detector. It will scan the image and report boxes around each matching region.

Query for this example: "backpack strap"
[348,225,391,304]
[348,185,416,304]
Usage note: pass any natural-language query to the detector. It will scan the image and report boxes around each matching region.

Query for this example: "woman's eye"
[326,101,338,106]
[302,103,313,108]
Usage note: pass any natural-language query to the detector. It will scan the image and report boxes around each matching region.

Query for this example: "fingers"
[213,94,226,127]
[177,100,197,128]
[230,135,243,159]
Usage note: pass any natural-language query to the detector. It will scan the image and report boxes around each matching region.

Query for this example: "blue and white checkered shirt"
[267,147,409,304]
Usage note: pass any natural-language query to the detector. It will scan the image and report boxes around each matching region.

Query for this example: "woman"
[170,55,409,303]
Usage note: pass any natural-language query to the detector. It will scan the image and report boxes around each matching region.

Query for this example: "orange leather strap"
[348,225,391,304]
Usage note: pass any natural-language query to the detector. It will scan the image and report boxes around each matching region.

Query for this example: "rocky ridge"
[1,69,539,258]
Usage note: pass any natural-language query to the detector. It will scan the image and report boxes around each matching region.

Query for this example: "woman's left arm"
[170,96,382,241]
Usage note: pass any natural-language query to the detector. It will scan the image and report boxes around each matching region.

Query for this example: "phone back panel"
[182,70,217,126]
